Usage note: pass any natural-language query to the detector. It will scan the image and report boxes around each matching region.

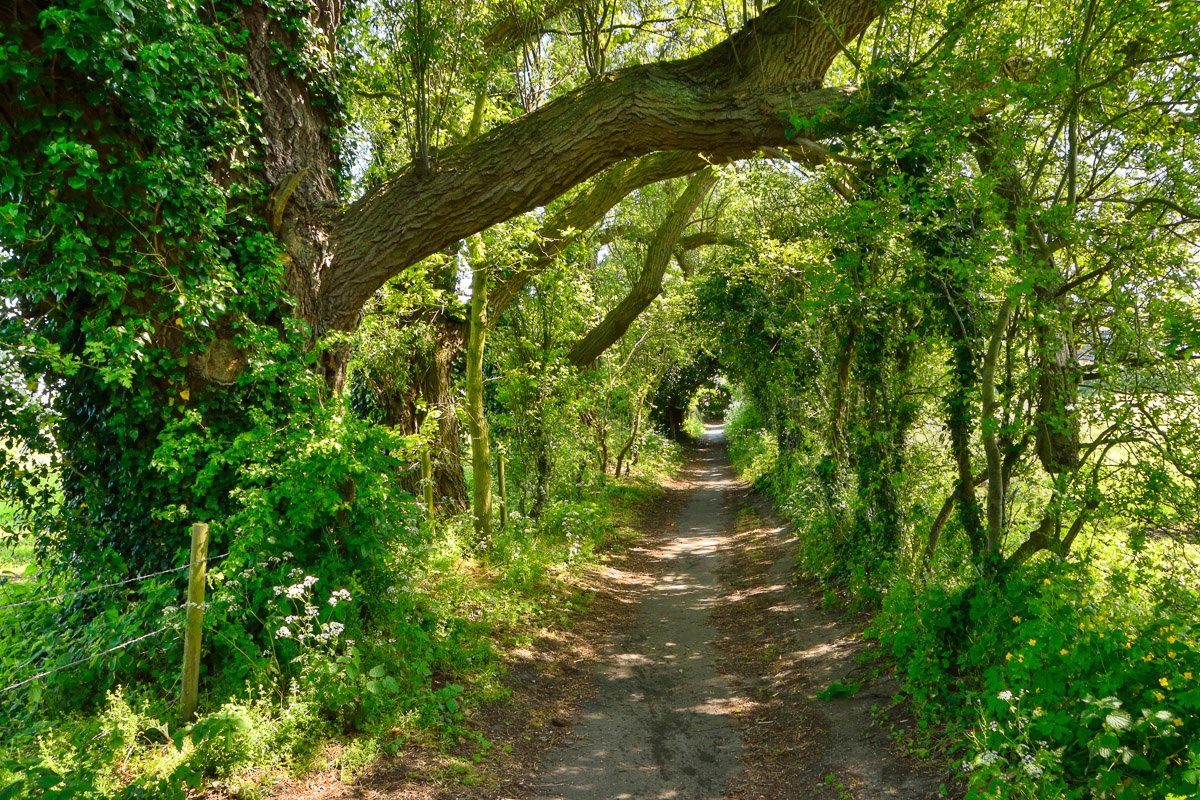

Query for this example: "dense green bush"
[877,559,1200,798]
[728,406,1200,799]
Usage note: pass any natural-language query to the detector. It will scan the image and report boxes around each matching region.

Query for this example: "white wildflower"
[318,622,345,642]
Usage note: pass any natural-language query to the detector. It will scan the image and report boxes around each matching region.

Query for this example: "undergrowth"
[0,467,668,799]
[725,403,1200,800]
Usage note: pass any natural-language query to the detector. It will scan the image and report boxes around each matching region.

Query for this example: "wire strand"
[1,625,172,693]
[0,553,228,611]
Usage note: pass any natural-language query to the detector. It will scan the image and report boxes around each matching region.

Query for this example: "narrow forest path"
[530,425,746,799]
[525,425,947,800]
[274,427,948,800]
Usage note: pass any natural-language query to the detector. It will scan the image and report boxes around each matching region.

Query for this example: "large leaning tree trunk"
[307,0,883,346]
[235,0,886,383]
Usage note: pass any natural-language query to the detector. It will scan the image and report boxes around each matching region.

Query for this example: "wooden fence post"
[181,522,209,721]
[498,451,508,530]
[421,447,434,518]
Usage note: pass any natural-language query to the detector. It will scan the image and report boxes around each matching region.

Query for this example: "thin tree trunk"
[983,296,1014,555]
[923,473,988,568]
[466,240,493,539]
[614,396,644,478]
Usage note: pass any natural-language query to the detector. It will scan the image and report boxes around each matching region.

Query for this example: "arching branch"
[321,0,882,331]
[488,150,719,323]
[567,169,719,367]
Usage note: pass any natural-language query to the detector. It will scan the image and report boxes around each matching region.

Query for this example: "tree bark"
[241,2,349,383]
[982,296,1014,555]
[568,170,718,366]
[466,240,493,539]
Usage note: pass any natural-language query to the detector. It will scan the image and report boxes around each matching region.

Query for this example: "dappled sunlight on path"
[532,425,745,800]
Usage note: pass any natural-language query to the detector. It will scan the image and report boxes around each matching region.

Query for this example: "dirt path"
[528,425,948,800]
[271,426,949,800]
[530,425,747,799]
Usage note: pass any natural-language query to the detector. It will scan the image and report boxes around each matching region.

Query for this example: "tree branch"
[322,0,881,331]
[487,150,719,324]
[567,169,719,367]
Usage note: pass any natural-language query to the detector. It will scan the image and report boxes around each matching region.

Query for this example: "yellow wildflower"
[1160,677,1170,688]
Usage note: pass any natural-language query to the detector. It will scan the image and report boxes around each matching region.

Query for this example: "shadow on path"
[532,424,745,800]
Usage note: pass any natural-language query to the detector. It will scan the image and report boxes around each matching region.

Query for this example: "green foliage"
[817,680,861,701]
[2,0,1199,797]
[872,559,1200,798]
[724,401,778,486]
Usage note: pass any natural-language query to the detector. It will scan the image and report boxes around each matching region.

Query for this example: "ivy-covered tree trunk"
[847,312,917,585]
[372,319,468,511]
[0,1,346,570]
[242,1,344,376]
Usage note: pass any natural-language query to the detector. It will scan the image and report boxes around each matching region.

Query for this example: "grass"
[0,497,35,580]
[0,537,35,579]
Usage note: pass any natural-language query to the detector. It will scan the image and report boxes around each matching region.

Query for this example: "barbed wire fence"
[0,529,226,706]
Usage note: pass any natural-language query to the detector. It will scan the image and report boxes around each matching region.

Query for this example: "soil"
[270,425,953,800]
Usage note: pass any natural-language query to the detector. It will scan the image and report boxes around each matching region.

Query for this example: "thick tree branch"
[323,0,881,331]
[677,231,744,251]
[487,150,717,323]
[567,169,719,367]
